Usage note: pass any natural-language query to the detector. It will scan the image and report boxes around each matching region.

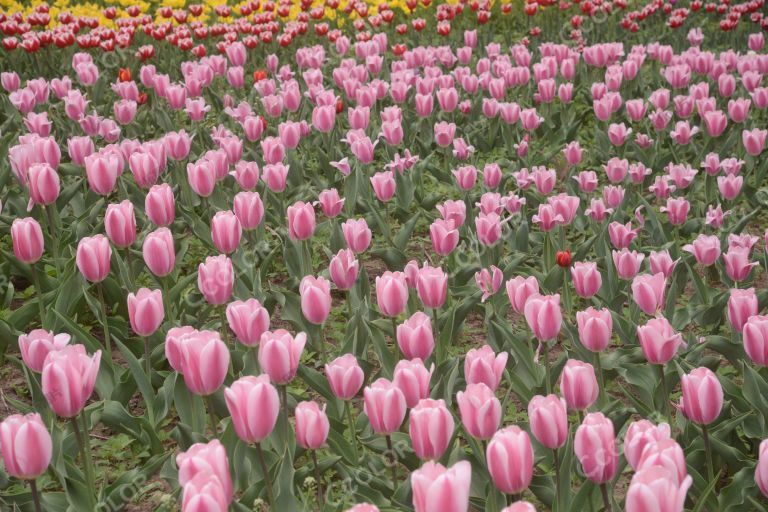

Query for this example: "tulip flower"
[409,399,454,461]
[1,413,53,512]
[411,461,471,512]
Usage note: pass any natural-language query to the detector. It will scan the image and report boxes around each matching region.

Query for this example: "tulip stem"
[70,415,96,507]
[30,264,46,328]
[220,308,234,376]
[29,479,42,512]
[600,483,612,512]
[702,424,716,490]
[125,248,134,290]
[97,283,113,362]
[281,385,290,441]
[345,401,360,462]
[658,364,671,420]
[385,434,398,489]
[143,336,151,377]
[595,352,606,406]
[162,277,175,324]
[255,443,275,506]
[553,448,561,510]
[45,205,62,278]
[432,308,442,363]
[543,341,552,395]
[205,395,218,437]
[391,316,400,362]
[312,449,324,507]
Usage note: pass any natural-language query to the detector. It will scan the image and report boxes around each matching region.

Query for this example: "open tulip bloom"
[3,5,768,512]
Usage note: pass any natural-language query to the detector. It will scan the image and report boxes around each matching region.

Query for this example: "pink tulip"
[502,502,536,512]
[528,394,568,449]
[342,218,372,254]
[476,212,502,246]
[756,440,768,498]
[67,136,95,167]
[187,160,217,198]
[375,271,409,317]
[457,382,501,440]
[11,218,44,264]
[210,211,242,254]
[346,504,380,512]
[506,276,539,314]
[145,184,175,227]
[417,265,448,310]
[524,294,562,341]
[27,163,60,207]
[175,331,229,396]
[300,276,332,325]
[259,330,306,385]
[560,359,599,411]
[486,426,534,494]
[728,288,758,332]
[464,345,508,391]
[127,288,164,337]
[683,234,721,266]
[84,152,121,196]
[371,171,396,202]
[743,315,768,366]
[329,249,360,290]
[434,121,456,147]
[394,359,433,408]
[394,312,433,360]
[295,401,330,449]
[317,188,345,218]
[576,307,613,352]
[197,255,234,305]
[571,261,602,298]
[76,235,111,282]
[743,128,767,156]
[723,247,758,282]
[104,200,137,249]
[574,412,618,483]
[364,378,407,435]
[637,316,684,365]
[483,163,502,189]
[608,222,638,249]
[18,329,71,373]
[625,466,692,512]
[437,200,467,227]
[233,192,264,230]
[679,367,723,425]
[649,250,679,279]
[177,440,233,505]
[325,354,364,400]
[226,299,270,347]
[475,266,503,303]
[286,201,316,241]
[612,249,645,280]
[532,204,563,232]
[143,227,175,277]
[623,419,672,470]
[430,219,459,256]
[637,438,688,484]
[42,345,101,418]
[409,399,454,461]
[563,141,583,167]
[0,413,52,480]
[411,460,471,512]
[631,272,667,315]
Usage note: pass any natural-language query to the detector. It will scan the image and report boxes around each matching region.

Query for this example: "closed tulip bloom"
[574,412,618,484]
[743,128,767,156]
[437,200,467,227]
[364,378,407,434]
[576,307,613,352]
[11,218,44,264]
[229,161,260,191]
[84,152,121,196]
[325,354,364,400]
[178,331,230,396]
[623,420,672,470]
[560,359,599,411]
[637,438,688,485]
[287,201,316,241]
[295,401,330,450]
[143,227,175,277]
[394,359,433,408]
[210,211,242,254]
[145,184,175,227]
[571,261,602,298]
[317,188,345,218]
[524,294,562,341]
[502,502,536,512]
[649,250,679,279]
[76,235,111,282]
[18,329,71,373]
[631,272,667,315]
[637,316,684,365]
[329,249,360,290]
[464,345,508,391]
[300,276,332,325]
[197,255,233,306]
[182,474,229,512]
[409,399,454,461]
[486,426,534,494]
[457,382,501,440]
[346,504,380,512]
[259,330,306,385]
[744,315,768,366]
[660,197,690,225]
[127,288,164,337]
[165,326,196,372]
[233,191,264,230]
[528,394,568,449]
[430,219,459,256]
[626,466,692,512]
[226,299,270,347]
[417,265,448,310]
[608,221,638,249]
[187,160,217,198]
[27,163,60,207]
[105,200,137,249]
[397,312,435,360]
[612,249,645,280]
[723,247,758,282]
[42,345,101,418]
[728,288,758,332]
[176,440,233,505]
[756,440,768,498]
[0,413,52,480]
[371,171,396,202]
[128,151,160,189]
[680,367,723,425]
[376,271,409,317]
[506,276,540,314]
[412,460,471,512]
[682,234,720,266]
[342,218,372,253]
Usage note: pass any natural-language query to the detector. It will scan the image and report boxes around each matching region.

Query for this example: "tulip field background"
[2,0,768,511]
